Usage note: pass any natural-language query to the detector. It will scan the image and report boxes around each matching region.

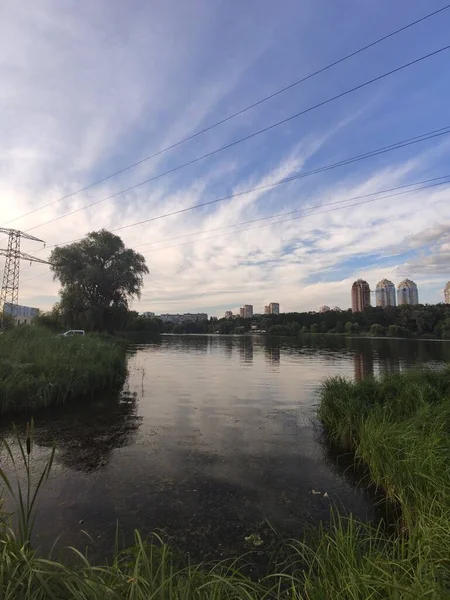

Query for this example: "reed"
[0,327,127,413]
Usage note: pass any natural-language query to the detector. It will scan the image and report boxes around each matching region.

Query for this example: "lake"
[1,334,449,561]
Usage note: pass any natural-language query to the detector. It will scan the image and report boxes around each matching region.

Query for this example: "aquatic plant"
[0,326,127,413]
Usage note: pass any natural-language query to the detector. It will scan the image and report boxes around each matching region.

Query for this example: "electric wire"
[2,2,449,228]
[20,43,450,235]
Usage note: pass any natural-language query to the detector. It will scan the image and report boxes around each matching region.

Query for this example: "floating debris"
[311,489,321,495]
[244,533,264,547]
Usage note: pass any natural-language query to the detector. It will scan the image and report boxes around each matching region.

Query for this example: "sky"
[1,0,450,316]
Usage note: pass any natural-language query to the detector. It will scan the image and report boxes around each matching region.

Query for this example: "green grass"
[316,367,450,597]
[0,326,127,413]
[1,368,449,598]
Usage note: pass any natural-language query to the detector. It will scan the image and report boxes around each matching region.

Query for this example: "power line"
[3,3,449,229]
[131,176,450,250]
[34,124,450,251]
[19,175,450,284]
[22,43,450,235]
[134,178,450,254]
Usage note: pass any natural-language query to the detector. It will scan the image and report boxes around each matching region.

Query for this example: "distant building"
[224,311,233,319]
[397,279,419,305]
[141,311,155,318]
[243,304,253,319]
[239,307,245,318]
[332,306,342,312]
[159,313,208,324]
[268,302,280,315]
[319,305,330,313]
[375,279,396,308]
[264,305,270,315]
[351,279,371,312]
[4,303,40,325]
[444,282,450,304]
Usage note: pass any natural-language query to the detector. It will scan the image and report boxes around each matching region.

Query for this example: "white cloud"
[1,1,450,315]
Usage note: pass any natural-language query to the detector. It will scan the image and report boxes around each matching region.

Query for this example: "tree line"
[25,228,449,339]
[159,304,450,339]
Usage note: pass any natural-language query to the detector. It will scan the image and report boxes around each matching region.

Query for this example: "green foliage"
[317,368,450,596]
[50,229,148,332]
[0,326,127,413]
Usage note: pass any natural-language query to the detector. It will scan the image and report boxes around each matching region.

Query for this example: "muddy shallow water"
[1,335,449,561]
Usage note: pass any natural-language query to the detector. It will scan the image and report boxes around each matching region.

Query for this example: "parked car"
[59,330,85,337]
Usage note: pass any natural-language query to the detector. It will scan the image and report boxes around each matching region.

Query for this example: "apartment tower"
[444,281,450,304]
[375,279,396,308]
[397,279,419,305]
[351,279,371,312]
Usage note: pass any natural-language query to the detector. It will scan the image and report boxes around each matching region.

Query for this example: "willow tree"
[50,230,148,331]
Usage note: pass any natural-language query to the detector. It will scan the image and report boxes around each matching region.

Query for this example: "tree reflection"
[2,391,142,472]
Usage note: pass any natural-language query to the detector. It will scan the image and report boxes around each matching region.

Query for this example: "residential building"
[351,279,371,312]
[264,305,270,314]
[268,302,280,315]
[159,313,208,324]
[319,305,330,313]
[4,303,40,325]
[224,311,233,319]
[397,279,419,305]
[239,307,245,318]
[375,279,396,308]
[243,304,253,319]
[444,282,450,304]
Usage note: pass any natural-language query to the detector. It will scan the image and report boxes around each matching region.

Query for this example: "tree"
[370,323,386,336]
[50,230,149,331]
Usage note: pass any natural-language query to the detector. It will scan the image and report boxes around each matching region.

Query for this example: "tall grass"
[316,367,450,596]
[0,326,127,413]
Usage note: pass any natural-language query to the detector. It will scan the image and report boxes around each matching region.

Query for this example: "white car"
[60,330,85,337]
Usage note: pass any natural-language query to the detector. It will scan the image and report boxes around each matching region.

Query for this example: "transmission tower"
[0,228,50,329]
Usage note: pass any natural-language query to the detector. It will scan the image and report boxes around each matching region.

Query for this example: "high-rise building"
[268,302,279,315]
[397,279,419,305]
[243,304,253,319]
[444,282,450,304]
[375,279,396,308]
[264,305,270,314]
[239,307,245,318]
[319,305,330,313]
[351,279,371,312]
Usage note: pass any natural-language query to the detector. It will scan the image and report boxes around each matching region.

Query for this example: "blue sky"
[1,0,449,315]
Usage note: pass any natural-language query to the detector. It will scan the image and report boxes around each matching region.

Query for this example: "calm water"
[1,335,449,561]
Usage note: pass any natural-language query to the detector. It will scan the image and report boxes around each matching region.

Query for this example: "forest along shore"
[0,326,127,414]
[0,366,448,598]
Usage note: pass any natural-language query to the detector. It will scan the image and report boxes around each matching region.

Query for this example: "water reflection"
[239,336,253,365]
[0,335,448,562]
[353,349,374,381]
[1,390,142,472]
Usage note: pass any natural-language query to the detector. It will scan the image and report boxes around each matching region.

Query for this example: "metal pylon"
[0,228,50,328]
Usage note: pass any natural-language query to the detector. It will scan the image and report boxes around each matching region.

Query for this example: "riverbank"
[0,327,127,414]
[1,365,449,597]
[317,367,450,596]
